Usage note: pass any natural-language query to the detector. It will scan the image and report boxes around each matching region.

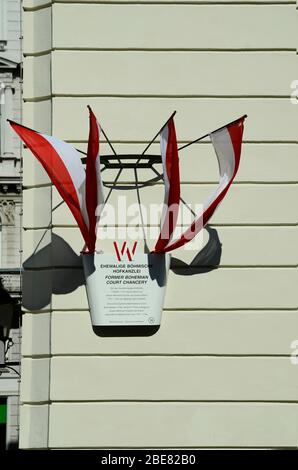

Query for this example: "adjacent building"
[0,0,22,450]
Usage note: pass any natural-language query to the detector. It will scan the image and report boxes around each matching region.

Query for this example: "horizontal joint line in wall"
[23,3,52,12]
[30,353,293,358]
[24,182,294,188]
[23,50,51,57]
[23,184,52,189]
[100,181,298,185]
[22,309,52,313]
[51,48,296,53]
[50,94,292,99]
[50,1,298,6]
[23,226,53,231]
[22,182,298,187]
[51,307,298,313]
[189,265,298,268]
[23,96,52,103]
[22,354,51,359]
[162,307,298,311]
[43,308,296,313]
[211,264,297,268]
[21,401,49,405]
[38,400,298,404]
[65,140,298,145]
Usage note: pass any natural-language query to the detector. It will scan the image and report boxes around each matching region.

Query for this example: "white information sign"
[83,252,171,326]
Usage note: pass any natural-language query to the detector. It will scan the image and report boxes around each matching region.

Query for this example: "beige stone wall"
[20,0,298,449]
[0,0,22,272]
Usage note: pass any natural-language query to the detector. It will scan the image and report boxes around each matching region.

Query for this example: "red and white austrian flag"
[154,117,180,253]
[163,116,245,252]
[85,106,105,252]
[9,120,91,250]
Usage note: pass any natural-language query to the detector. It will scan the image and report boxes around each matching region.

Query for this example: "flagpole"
[97,126,122,165]
[178,114,247,152]
[151,166,196,218]
[135,111,177,165]
[76,148,87,156]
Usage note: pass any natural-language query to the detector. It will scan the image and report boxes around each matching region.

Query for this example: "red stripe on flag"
[227,118,244,174]
[86,106,100,252]
[154,117,180,253]
[10,121,90,247]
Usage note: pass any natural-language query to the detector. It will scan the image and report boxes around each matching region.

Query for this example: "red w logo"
[113,241,138,261]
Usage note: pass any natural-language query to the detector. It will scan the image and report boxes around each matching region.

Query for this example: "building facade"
[0,0,22,450]
[20,0,297,449]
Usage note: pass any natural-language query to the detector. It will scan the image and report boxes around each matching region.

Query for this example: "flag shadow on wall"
[22,225,221,312]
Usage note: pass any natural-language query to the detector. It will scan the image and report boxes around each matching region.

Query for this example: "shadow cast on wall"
[170,225,222,275]
[22,233,85,311]
[22,225,222,314]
